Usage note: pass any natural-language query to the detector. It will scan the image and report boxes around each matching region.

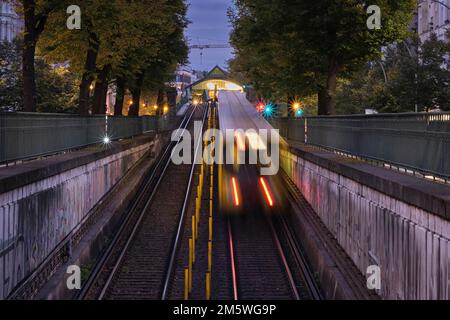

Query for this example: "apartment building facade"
[0,1,22,42]
[417,0,450,42]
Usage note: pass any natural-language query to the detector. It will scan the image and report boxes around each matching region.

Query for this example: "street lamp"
[376,61,388,84]
[292,102,301,110]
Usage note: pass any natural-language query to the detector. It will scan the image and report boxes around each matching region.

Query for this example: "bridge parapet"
[281,142,450,299]
[0,112,176,164]
[0,133,167,299]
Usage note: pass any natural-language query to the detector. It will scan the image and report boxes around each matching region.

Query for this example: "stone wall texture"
[0,141,152,299]
[281,148,450,300]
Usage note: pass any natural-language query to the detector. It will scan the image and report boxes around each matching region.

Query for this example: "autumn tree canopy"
[229,0,416,115]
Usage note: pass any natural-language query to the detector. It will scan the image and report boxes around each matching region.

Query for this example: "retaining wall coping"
[287,142,450,220]
[0,133,156,195]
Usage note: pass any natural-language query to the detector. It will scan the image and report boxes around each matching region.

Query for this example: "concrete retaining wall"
[0,136,156,299]
[281,145,450,300]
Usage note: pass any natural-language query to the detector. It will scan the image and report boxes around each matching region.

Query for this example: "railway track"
[77,99,324,301]
[226,202,322,300]
[77,104,208,300]
[280,170,376,300]
[210,94,321,301]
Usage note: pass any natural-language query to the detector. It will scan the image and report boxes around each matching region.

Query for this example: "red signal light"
[257,102,265,112]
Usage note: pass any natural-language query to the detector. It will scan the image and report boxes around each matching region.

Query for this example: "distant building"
[186,65,243,101]
[172,67,195,98]
[417,0,450,42]
[0,1,22,42]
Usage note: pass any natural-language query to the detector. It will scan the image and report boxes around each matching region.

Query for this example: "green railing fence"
[0,112,178,164]
[269,112,450,179]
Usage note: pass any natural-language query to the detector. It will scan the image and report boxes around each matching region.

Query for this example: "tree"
[0,40,22,111]
[39,0,131,114]
[0,39,78,112]
[17,0,62,112]
[388,34,450,112]
[336,33,450,114]
[229,0,416,115]
[35,61,79,113]
[39,0,188,116]
[115,0,188,116]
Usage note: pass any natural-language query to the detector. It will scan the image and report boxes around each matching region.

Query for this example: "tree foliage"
[229,0,415,115]
[336,34,450,113]
[39,0,187,114]
[0,40,22,111]
[0,39,78,112]
[16,0,188,114]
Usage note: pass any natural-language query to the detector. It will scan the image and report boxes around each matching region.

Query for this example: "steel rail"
[227,218,239,301]
[266,218,301,300]
[161,103,209,300]
[76,106,196,300]
[274,214,322,300]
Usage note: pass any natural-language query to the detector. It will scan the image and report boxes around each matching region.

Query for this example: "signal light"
[263,103,274,117]
[295,109,304,117]
[256,102,265,112]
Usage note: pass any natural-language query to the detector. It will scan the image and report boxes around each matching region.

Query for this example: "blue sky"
[186,0,234,71]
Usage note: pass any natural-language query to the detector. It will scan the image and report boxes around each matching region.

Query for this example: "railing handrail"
[0,112,161,119]
[272,111,450,120]
[0,111,180,165]
[269,113,450,183]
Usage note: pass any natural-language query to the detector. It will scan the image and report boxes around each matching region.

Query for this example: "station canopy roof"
[188,66,243,92]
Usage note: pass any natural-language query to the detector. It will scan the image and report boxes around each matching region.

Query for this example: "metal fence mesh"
[0,113,177,163]
[269,113,450,178]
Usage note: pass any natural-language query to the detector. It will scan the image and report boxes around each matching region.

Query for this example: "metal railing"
[0,112,178,164]
[176,95,189,112]
[269,112,450,180]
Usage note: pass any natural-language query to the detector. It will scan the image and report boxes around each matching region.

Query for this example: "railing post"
[0,113,5,162]
[304,118,308,144]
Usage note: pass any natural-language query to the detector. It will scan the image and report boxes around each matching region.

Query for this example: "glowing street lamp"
[292,102,301,110]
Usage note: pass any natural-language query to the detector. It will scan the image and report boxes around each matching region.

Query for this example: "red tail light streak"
[231,177,240,206]
[260,177,274,207]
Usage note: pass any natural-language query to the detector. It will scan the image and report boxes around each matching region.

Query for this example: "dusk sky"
[186,0,234,71]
